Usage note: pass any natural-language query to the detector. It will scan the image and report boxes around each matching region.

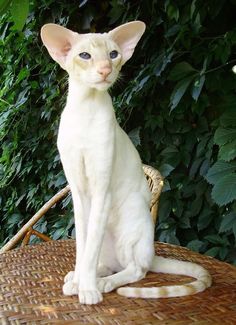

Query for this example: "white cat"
[41,21,212,305]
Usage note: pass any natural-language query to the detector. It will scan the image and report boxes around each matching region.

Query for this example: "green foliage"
[1,0,236,264]
[0,0,29,30]
[205,102,236,207]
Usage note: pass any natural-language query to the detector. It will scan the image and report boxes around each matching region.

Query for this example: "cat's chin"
[91,81,112,91]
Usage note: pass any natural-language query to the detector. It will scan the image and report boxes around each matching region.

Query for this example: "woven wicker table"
[0,240,236,325]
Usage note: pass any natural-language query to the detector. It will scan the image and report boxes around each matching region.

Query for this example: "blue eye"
[110,50,118,59]
[79,52,91,60]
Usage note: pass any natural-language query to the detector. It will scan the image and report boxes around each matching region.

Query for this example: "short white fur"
[41,21,212,305]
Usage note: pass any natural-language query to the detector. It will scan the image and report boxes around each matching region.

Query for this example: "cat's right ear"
[108,21,146,64]
[41,24,78,69]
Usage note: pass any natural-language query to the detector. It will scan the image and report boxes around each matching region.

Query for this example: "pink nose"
[97,67,112,78]
[97,61,112,79]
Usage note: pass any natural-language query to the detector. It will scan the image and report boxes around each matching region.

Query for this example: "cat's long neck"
[66,76,111,112]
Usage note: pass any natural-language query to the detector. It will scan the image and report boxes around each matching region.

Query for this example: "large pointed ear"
[41,24,78,69]
[108,21,146,64]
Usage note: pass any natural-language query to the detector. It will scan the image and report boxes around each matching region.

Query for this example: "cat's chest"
[57,101,115,153]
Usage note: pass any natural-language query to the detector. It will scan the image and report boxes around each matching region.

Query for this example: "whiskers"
[108,72,125,91]
[62,76,69,89]
[115,72,125,87]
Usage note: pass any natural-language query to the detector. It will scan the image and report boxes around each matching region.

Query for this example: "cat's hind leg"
[98,192,154,293]
[97,234,153,293]
[97,263,146,293]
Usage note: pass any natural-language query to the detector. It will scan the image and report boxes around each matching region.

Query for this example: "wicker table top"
[0,240,236,325]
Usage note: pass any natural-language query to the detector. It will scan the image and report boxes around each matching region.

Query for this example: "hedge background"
[0,0,236,264]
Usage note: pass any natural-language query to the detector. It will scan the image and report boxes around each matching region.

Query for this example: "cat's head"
[41,21,145,91]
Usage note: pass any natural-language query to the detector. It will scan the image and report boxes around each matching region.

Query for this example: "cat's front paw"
[64,270,75,283]
[62,280,79,296]
[97,278,115,293]
[79,289,103,304]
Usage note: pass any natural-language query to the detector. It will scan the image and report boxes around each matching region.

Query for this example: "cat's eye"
[110,50,119,59]
[79,52,91,60]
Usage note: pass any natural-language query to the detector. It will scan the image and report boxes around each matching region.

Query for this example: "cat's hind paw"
[97,278,115,293]
[97,264,113,277]
[63,281,78,296]
[79,289,103,304]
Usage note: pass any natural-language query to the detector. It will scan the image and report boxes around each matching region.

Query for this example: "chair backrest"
[0,165,163,253]
[142,164,164,224]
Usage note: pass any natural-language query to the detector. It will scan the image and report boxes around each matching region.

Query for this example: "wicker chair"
[0,165,163,253]
[0,165,236,324]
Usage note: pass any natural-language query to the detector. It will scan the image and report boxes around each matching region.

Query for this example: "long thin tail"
[117,256,212,298]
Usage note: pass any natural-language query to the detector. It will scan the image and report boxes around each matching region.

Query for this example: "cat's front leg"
[78,189,112,304]
[63,189,88,295]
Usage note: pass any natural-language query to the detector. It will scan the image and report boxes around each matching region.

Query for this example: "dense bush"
[0,0,236,264]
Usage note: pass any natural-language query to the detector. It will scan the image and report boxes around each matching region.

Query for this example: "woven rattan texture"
[0,240,236,325]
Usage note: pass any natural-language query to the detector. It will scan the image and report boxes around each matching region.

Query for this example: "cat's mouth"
[92,79,113,90]
[87,79,113,90]
[95,80,112,84]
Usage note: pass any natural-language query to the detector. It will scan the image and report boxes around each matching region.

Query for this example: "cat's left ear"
[41,24,78,69]
[108,21,146,64]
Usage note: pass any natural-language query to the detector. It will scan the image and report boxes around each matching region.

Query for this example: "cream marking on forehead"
[90,37,112,50]
[77,33,116,49]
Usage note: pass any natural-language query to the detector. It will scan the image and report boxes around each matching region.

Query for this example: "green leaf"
[169,62,196,81]
[205,234,227,245]
[10,0,29,31]
[108,0,125,24]
[17,67,30,83]
[138,76,150,89]
[197,210,213,231]
[154,51,174,76]
[220,110,236,127]
[233,223,236,239]
[219,212,236,233]
[161,146,179,155]
[7,213,22,226]
[162,179,171,192]
[191,196,203,217]
[79,0,88,8]
[0,111,12,129]
[193,13,201,33]
[178,215,191,229]
[219,247,228,260]
[169,76,194,111]
[190,0,196,19]
[158,198,172,222]
[205,247,220,257]
[166,3,179,21]
[196,137,210,158]
[218,140,236,162]
[128,127,141,147]
[205,161,236,185]
[165,232,180,245]
[191,75,205,101]
[212,173,236,206]
[54,175,67,188]
[61,194,72,209]
[35,220,47,234]
[199,159,210,176]
[165,24,180,37]
[52,228,66,240]
[159,164,175,177]
[214,128,236,146]
[0,0,11,14]
[189,157,204,179]
[187,239,204,252]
